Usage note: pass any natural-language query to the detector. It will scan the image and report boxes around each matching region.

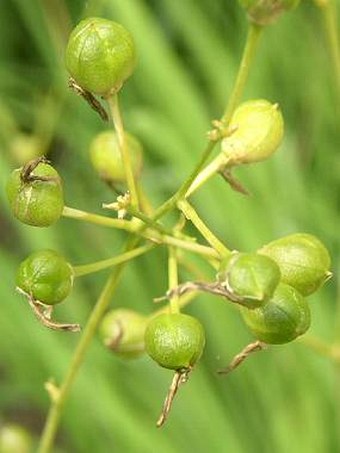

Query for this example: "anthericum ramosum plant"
[217,252,281,308]
[6,158,64,227]
[239,0,300,25]
[89,130,143,186]
[65,17,136,97]
[258,233,332,296]
[240,283,311,344]
[99,308,147,359]
[16,249,74,306]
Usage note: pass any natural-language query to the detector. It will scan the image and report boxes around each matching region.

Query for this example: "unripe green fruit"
[89,130,143,184]
[16,249,73,305]
[65,17,136,96]
[222,99,284,166]
[241,283,310,344]
[145,313,205,371]
[6,162,64,227]
[0,424,32,453]
[217,252,281,308]
[239,0,300,25]
[259,233,332,296]
[99,308,147,359]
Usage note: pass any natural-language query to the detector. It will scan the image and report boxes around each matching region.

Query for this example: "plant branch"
[177,199,230,257]
[107,94,140,208]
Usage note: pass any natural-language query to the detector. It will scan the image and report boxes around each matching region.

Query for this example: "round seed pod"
[221,99,284,166]
[0,424,33,453]
[259,233,332,296]
[99,308,147,359]
[238,0,300,25]
[6,162,64,227]
[217,252,281,308]
[65,17,136,96]
[16,249,74,305]
[89,130,143,184]
[145,313,205,371]
[240,283,311,344]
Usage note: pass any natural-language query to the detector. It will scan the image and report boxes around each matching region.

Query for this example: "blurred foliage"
[0,0,340,452]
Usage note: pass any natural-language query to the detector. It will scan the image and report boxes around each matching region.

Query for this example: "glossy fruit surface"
[65,17,136,96]
[6,162,64,227]
[145,313,205,370]
[217,252,281,308]
[241,283,310,344]
[259,233,331,296]
[16,249,73,305]
[99,308,147,359]
[89,130,143,184]
[222,99,284,165]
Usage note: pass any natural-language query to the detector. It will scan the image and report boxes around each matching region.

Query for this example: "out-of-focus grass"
[0,0,339,452]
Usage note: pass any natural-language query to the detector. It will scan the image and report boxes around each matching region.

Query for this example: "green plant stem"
[107,94,140,209]
[73,244,156,277]
[62,206,218,259]
[177,199,230,257]
[168,246,180,313]
[222,24,263,124]
[62,206,135,231]
[185,153,231,198]
[149,22,263,216]
[38,237,135,453]
[320,1,340,106]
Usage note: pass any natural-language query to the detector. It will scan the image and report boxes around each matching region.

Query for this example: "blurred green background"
[0,0,340,452]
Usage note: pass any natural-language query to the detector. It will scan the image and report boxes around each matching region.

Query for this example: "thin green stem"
[107,94,139,208]
[320,1,340,107]
[168,246,180,314]
[148,23,263,220]
[62,206,135,231]
[177,199,230,257]
[38,237,136,453]
[158,234,219,260]
[73,244,156,277]
[222,24,263,124]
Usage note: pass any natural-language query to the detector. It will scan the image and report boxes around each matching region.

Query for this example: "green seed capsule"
[65,17,136,96]
[241,283,311,344]
[0,424,32,453]
[145,313,205,371]
[238,0,300,25]
[221,99,284,166]
[259,233,332,296]
[89,130,143,184]
[99,308,147,359]
[6,161,64,227]
[217,252,281,308]
[16,249,73,305]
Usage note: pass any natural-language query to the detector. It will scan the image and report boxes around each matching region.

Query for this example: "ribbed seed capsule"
[16,249,74,305]
[221,99,284,166]
[89,130,143,184]
[217,252,281,308]
[6,161,64,227]
[65,17,136,96]
[145,313,205,371]
[241,283,311,344]
[238,0,300,25]
[99,308,147,359]
[259,233,332,296]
